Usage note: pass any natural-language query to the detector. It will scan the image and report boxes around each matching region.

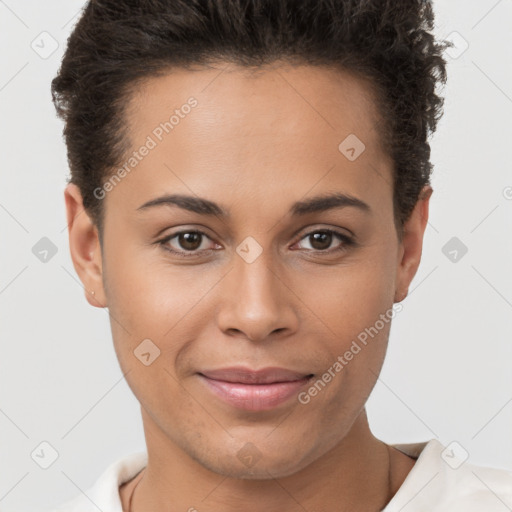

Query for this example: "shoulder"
[385,439,512,511]
[47,452,148,512]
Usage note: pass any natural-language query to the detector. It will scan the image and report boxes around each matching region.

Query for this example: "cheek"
[104,240,217,334]
[294,248,397,400]
[295,265,396,429]
[303,252,396,341]
[104,248,227,390]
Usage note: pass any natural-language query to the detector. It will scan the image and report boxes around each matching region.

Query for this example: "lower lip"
[198,374,313,411]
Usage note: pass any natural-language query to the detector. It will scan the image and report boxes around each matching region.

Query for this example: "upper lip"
[199,366,313,384]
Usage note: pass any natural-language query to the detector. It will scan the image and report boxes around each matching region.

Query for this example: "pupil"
[180,232,201,250]
[311,232,331,250]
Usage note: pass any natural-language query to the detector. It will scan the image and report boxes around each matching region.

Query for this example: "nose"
[216,247,299,342]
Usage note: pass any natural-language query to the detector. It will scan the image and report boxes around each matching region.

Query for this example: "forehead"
[127,61,385,151]
[112,62,393,219]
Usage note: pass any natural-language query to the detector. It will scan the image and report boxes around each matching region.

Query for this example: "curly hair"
[51,0,451,241]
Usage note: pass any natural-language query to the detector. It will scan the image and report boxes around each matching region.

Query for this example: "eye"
[293,229,355,254]
[158,230,219,258]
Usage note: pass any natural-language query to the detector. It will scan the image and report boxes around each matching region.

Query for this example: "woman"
[50,0,512,510]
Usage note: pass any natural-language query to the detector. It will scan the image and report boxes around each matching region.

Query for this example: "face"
[66,62,429,479]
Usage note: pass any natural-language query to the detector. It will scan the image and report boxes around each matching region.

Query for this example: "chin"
[189,441,315,480]
[203,456,308,480]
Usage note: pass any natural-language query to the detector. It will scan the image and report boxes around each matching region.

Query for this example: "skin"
[65,61,431,511]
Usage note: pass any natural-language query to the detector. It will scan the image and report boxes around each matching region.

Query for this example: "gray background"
[1,1,511,510]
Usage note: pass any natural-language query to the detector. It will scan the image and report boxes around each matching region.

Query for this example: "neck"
[124,408,407,512]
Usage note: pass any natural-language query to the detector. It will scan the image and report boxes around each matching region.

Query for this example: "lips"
[197,366,314,411]
[199,366,313,384]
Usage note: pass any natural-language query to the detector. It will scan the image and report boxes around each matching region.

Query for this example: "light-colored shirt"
[49,438,512,511]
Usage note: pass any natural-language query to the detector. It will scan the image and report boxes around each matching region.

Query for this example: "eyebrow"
[136,192,371,217]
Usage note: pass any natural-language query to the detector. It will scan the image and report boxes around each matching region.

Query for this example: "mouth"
[197,366,314,411]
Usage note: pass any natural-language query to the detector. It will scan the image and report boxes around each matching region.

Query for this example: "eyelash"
[156,228,356,259]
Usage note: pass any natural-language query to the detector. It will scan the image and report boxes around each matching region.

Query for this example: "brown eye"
[177,232,203,251]
[308,231,333,250]
[158,230,218,258]
[296,229,353,253]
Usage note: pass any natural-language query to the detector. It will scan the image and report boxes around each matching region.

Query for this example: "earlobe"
[64,183,107,308]
[394,185,433,303]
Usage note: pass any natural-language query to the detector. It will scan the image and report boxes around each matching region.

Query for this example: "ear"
[394,185,433,303]
[64,183,107,308]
